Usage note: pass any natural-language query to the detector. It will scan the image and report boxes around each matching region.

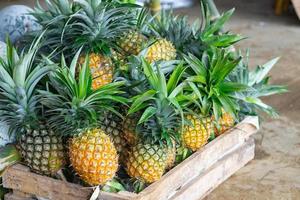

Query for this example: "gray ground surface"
[1,0,300,199]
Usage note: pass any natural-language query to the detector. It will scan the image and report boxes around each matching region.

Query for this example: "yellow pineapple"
[69,128,118,185]
[213,112,235,136]
[126,143,167,183]
[78,54,113,90]
[119,30,146,56]
[182,115,212,152]
[146,38,176,63]
[44,54,127,186]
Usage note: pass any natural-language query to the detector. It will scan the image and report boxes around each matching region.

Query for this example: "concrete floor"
[1,0,300,199]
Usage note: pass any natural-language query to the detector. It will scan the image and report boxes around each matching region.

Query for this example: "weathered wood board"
[292,0,300,19]
[3,116,259,200]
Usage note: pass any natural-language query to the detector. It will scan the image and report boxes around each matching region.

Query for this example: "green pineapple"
[0,38,65,175]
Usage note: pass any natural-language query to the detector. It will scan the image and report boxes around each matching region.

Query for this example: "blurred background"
[0,0,299,199]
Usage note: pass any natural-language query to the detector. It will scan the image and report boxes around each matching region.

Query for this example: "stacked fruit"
[0,0,286,193]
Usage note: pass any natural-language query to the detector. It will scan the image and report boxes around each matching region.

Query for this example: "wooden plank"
[4,193,33,200]
[170,138,255,200]
[2,165,131,200]
[292,0,300,19]
[133,116,258,200]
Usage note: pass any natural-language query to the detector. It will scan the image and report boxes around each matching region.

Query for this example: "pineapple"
[182,49,244,151]
[30,0,135,89]
[119,30,146,56]
[99,112,126,154]
[126,143,167,183]
[146,38,176,63]
[18,124,65,175]
[122,114,140,146]
[125,60,187,183]
[165,141,176,169]
[212,111,235,136]
[0,38,65,175]
[69,128,118,185]
[118,8,150,57]
[41,53,127,185]
[148,10,201,58]
[182,115,212,152]
[78,54,113,90]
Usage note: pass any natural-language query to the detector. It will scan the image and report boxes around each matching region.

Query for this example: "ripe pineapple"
[78,54,113,90]
[146,39,176,63]
[182,115,212,152]
[41,53,127,185]
[69,128,118,185]
[0,38,65,175]
[125,61,186,183]
[126,143,167,183]
[119,30,146,56]
[212,112,235,136]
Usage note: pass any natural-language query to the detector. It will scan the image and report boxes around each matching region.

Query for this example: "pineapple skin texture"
[182,115,212,152]
[69,128,118,186]
[166,144,176,169]
[119,30,145,56]
[213,112,235,136]
[79,53,113,90]
[146,39,176,63]
[122,115,139,146]
[99,113,126,154]
[126,143,167,183]
[18,127,65,176]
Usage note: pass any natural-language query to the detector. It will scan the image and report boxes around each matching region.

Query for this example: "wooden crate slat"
[2,164,132,200]
[292,0,300,19]
[132,116,258,200]
[170,138,255,200]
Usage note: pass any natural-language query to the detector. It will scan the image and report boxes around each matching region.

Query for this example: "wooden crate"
[3,116,259,200]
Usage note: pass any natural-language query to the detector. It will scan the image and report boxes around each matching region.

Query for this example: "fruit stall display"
[0,0,287,200]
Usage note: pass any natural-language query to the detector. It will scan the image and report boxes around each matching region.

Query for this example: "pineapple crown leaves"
[70,0,138,55]
[183,48,247,120]
[148,9,201,56]
[0,35,54,133]
[128,59,188,145]
[199,3,244,48]
[120,55,180,97]
[230,51,288,117]
[32,0,75,25]
[40,50,128,136]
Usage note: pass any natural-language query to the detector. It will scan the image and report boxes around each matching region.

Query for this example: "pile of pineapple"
[0,0,286,193]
